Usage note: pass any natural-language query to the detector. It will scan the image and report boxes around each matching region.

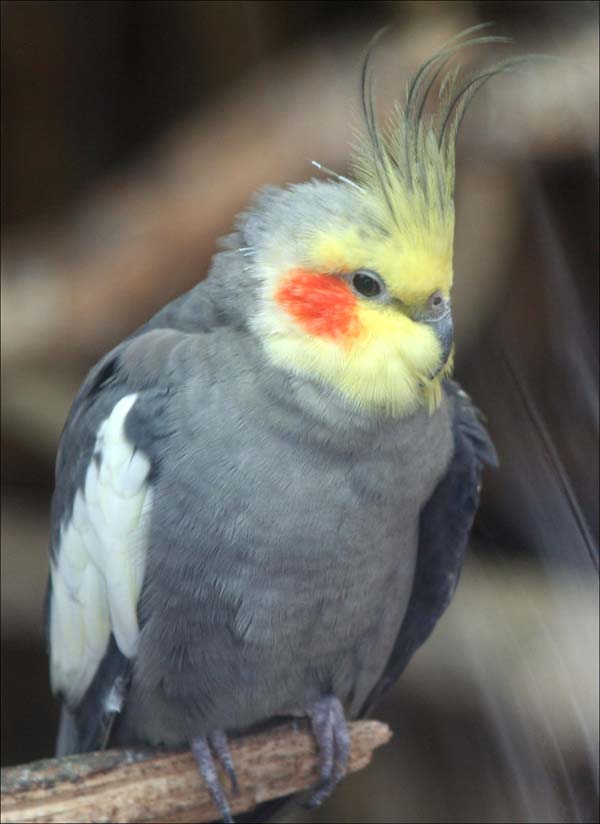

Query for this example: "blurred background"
[1,1,598,822]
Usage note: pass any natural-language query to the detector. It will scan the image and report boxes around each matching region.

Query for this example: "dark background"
[2,2,598,822]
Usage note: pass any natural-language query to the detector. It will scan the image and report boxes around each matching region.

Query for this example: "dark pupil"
[353,272,381,298]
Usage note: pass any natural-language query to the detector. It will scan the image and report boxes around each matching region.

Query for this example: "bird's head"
[240,27,514,417]
[248,176,454,418]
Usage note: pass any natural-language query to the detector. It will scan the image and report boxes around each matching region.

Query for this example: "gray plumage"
[46,26,512,818]
[47,175,496,822]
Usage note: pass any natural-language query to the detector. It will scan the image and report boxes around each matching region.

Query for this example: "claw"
[306,695,351,808]
[210,730,240,795]
[191,733,237,823]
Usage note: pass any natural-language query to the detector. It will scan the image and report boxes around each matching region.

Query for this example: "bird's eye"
[351,270,384,299]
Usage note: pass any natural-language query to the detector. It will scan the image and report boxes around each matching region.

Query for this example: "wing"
[359,379,498,716]
[46,337,173,755]
[46,267,237,755]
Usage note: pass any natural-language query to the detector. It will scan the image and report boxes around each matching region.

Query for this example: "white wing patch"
[50,394,153,705]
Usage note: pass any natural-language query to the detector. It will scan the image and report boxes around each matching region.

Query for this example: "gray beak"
[423,310,453,375]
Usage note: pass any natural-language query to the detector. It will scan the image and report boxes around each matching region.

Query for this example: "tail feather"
[55,705,80,757]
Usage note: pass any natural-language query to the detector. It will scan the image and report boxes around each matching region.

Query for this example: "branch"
[0,719,391,824]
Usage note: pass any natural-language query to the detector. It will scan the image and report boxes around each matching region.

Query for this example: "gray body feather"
[48,217,488,756]
[121,330,452,744]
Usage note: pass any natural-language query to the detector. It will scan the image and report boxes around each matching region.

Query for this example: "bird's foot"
[191,731,239,824]
[305,695,351,808]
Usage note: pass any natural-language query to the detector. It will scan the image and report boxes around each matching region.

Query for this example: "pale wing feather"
[49,393,151,705]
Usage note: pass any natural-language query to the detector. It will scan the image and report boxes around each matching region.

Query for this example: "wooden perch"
[0,719,391,824]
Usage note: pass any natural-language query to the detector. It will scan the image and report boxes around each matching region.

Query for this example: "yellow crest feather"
[350,24,515,256]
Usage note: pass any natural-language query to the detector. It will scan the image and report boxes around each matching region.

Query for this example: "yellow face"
[254,219,454,417]
[310,222,453,303]
[249,26,512,414]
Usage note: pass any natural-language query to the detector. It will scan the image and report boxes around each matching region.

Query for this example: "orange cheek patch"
[275,269,360,342]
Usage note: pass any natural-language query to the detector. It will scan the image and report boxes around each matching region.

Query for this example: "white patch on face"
[50,394,153,705]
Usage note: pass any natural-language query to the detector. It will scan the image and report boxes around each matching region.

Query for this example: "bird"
[46,25,502,824]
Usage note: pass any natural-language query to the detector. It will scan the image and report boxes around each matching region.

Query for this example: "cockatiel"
[46,26,501,823]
